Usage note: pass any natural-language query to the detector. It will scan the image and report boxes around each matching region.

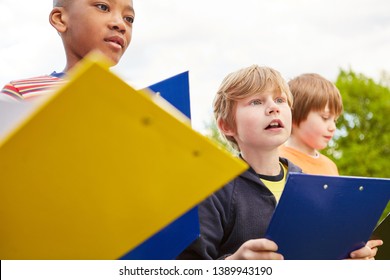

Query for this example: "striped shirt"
[0,72,66,101]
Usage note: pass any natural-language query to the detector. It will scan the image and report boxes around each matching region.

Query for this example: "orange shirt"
[279,145,339,176]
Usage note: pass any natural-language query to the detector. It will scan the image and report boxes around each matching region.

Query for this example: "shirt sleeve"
[1,82,23,101]
[176,186,233,260]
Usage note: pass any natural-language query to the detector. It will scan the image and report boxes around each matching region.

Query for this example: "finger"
[245,250,283,260]
[350,245,372,259]
[366,239,383,249]
[245,238,279,252]
[254,252,284,260]
[370,246,378,257]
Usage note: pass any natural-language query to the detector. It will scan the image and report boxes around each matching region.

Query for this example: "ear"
[217,117,235,137]
[49,7,68,33]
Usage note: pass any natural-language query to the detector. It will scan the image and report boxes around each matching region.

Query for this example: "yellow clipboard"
[0,52,247,259]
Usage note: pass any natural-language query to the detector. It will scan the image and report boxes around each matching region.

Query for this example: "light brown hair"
[288,73,343,126]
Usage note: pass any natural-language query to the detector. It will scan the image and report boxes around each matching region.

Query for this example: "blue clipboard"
[120,206,199,260]
[265,172,390,260]
[122,71,199,260]
[147,71,191,119]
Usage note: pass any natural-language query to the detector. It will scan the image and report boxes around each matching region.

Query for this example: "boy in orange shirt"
[279,73,341,175]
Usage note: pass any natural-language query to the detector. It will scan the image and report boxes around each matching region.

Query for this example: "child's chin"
[100,50,122,66]
[104,55,120,67]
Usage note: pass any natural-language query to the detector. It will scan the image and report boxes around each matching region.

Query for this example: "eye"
[124,16,134,24]
[250,99,262,106]
[275,97,285,104]
[96,3,109,12]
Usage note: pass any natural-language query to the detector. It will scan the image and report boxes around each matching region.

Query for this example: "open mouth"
[265,120,284,129]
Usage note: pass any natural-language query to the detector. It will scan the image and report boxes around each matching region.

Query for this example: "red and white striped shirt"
[0,73,66,101]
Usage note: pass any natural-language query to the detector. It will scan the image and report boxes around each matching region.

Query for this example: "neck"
[285,136,318,157]
[241,148,281,176]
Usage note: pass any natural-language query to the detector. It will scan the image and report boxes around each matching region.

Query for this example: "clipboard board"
[265,172,390,260]
[122,71,199,260]
[370,211,390,259]
[0,52,248,259]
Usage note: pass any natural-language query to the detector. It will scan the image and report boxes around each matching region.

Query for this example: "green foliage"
[324,69,390,219]
[203,119,237,155]
[324,69,390,178]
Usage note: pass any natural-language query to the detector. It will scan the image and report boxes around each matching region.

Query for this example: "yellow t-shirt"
[279,145,339,176]
[259,163,287,202]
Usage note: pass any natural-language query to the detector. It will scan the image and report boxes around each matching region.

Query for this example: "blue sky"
[1,0,389,132]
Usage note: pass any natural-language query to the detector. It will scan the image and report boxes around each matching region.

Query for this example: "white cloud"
[1,0,389,132]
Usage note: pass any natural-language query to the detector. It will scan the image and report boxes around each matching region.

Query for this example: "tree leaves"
[325,69,390,178]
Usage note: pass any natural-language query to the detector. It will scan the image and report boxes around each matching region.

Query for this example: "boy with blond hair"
[279,73,342,175]
[1,0,135,101]
[178,65,381,260]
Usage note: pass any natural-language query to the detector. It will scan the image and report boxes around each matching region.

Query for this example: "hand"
[348,239,383,260]
[225,238,284,260]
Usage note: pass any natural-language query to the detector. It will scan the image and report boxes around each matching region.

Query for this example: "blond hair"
[213,65,292,151]
[288,73,343,126]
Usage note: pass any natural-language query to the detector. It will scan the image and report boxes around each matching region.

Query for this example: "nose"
[328,120,337,132]
[266,101,280,115]
[109,14,126,34]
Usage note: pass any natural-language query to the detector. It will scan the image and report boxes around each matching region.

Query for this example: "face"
[225,87,292,153]
[58,0,134,69]
[293,104,337,151]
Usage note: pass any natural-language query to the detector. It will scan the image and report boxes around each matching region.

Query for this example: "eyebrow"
[125,4,135,15]
[107,0,135,15]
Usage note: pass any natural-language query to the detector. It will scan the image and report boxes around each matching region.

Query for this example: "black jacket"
[177,157,302,259]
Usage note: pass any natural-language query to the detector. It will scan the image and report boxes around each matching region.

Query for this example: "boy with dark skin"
[51,0,134,72]
[1,0,135,100]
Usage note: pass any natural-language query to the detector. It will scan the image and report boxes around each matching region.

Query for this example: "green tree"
[324,69,390,178]
[203,119,236,155]
[325,69,390,220]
